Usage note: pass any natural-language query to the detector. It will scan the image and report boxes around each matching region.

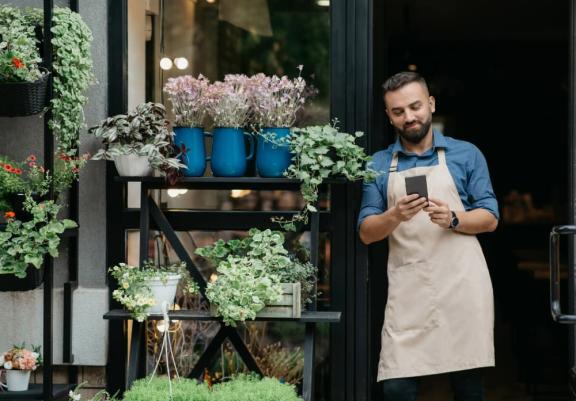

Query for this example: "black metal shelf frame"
[106,178,345,401]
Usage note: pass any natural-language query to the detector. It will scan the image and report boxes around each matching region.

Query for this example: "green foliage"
[24,7,95,155]
[0,6,94,153]
[123,375,301,401]
[196,228,317,326]
[269,123,380,231]
[89,102,185,173]
[109,260,199,322]
[68,382,119,401]
[123,377,211,401]
[0,194,77,277]
[0,153,88,214]
[213,375,301,401]
[0,5,43,82]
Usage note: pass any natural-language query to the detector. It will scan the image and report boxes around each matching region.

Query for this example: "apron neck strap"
[437,148,446,165]
[389,153,399,172]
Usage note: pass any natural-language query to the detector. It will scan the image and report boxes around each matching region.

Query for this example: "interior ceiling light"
[174,57,189,70]
[408,64,418,71]
[160,57,173,70]
[317,0,330,6]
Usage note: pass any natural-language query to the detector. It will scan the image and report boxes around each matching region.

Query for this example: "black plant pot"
[0,266,44,292]
[0,73,50,117]
[0,206,44,292]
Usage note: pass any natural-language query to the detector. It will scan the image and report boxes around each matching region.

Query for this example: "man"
[358,71,498,401]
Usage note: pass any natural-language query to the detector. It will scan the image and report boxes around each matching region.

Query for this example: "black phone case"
[405,175,428,199]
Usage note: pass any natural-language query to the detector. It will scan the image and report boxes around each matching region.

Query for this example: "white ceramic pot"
[145,274,181,314]
[6,370,31,391]
[113,154,153,176]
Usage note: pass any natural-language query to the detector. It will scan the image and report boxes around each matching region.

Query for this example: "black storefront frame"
[105,1,382,400]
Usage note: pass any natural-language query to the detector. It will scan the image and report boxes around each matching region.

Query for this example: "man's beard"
[396,117,432,144]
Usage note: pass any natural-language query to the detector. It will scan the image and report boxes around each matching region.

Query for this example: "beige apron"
[377,148,494,381]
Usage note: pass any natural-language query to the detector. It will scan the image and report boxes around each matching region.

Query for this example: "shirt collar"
[391,129,448,156]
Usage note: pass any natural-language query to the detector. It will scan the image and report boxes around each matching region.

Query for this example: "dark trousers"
[381,369,484,401]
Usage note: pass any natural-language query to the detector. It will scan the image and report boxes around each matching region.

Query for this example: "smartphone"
[405,175,428,200]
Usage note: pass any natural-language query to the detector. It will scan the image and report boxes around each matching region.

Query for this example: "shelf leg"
[126,321,145,389]
[303,322,316,401]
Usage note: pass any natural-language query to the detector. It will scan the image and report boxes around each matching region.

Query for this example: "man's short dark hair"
[382,71,429,97]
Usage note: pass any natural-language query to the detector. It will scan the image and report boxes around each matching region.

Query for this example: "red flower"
[28,162,36,167]
[13,169,22,175]
[27,155,37,162]
[4,211,15,219]
[4,164,12,171]
[11,57,24,69]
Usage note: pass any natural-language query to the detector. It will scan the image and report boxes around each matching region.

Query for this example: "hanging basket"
[0,73,50,117]
[0,266,44,292]
[0,225,44,292]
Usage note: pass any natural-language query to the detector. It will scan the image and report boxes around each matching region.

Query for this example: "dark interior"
[372,1,572,399]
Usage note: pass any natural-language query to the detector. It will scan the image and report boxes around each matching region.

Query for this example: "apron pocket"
[385,261,439,333]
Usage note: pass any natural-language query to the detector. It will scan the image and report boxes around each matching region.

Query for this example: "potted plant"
[204,75,254,177]
[0,194,77,284]
[272,123,380,231]
[0,153,88,221]
[0,5,48,117]
[0,344,42,392]
[164,74,211,177]
[249,66,311,178]
[109,261,199,322]
[89,102,185,177]
[123,375,300,401]
[196,228,317,326]
[0,6,95,154]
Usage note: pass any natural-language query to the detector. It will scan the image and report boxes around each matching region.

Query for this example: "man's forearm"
[359,208,402,245]
[454,208,498,235]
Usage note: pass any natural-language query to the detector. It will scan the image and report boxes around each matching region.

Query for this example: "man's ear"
[429,96,436,113]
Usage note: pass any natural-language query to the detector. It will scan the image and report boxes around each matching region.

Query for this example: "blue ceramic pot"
[173,127,211,177]
[256,127,293,177]
[210,127,254,177]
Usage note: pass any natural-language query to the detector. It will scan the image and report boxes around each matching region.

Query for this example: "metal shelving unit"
[105,176,345,401]
[0,1,78,399]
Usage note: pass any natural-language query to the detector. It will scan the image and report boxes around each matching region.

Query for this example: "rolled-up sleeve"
[357,177,386,231]
[466,146,499,219]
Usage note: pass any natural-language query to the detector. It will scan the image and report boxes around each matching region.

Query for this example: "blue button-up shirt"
[357,130,499,230]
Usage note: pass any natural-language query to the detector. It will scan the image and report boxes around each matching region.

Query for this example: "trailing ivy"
[26,7,95,155]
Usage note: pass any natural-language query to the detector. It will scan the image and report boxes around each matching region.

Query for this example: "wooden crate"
[257,282,301,319]
[210,282,301,320]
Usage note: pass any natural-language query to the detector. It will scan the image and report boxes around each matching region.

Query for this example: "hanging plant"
[24,7,96,155]
[266,122,380,231]
[0,194,77,278]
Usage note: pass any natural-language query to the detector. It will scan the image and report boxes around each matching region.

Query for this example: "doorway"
[372,0,571,400]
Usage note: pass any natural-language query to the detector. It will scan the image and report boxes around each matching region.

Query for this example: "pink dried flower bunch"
[1,344,41,371]
[204,74,252,128]
[249,65,308,128]
[163,74,210,127]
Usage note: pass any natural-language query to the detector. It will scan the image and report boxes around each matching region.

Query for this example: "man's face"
[384,82,435,144]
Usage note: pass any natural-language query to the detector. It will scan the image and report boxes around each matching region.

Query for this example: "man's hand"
[393,194,428,222]
[425,197,452,228]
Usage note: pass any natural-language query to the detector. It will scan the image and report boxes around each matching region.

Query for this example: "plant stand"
[104,176,346,401]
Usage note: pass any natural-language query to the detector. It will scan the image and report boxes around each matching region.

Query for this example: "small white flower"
[0,42,7,49]
[4,361,12,369]
[69,390,82,401]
